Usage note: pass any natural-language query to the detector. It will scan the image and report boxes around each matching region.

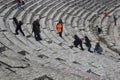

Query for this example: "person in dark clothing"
[94,42,103,54]
[96,25,102,35]
[15,21,25,36]
[13,17,25,36]
[113,15,117,25]
[32,19,42,41]
[84,36,92,53]
[73,35,84,50]
[56,19,63,38]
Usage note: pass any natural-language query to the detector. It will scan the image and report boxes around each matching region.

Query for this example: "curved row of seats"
[91,3,120,54]
[0,0,120,80]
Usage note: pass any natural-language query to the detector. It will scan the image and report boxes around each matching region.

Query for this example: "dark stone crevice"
[72,61,81,65]
[33,75,54,80]
[0,46,6,53]
[55,57,66,62]
[38,54,49,59]
[18,50,29,56]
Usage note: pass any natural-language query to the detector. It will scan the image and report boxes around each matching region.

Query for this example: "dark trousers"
[59,32,62,38]
[34,32,42,41]
[75,44,84,50]
[87,44,92,52]
[15,27,25,36]
[80,44,84,50]
[114,20,116,25]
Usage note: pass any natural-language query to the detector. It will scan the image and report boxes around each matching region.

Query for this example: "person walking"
[94,42,103,54]
[113,15,117,26]
[15,21,25,36]
[84,36,92,53]
[96,25,102,35]
[13,17,25,36]
[32,19,42,41]
[56,19,63,38]
[73,35,84,50]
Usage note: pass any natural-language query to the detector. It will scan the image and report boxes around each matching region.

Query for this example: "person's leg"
[88,44,93,53]
[19,28,25,36]
[88,46,91,51]
[74,44,78,47]
[37,33,42,40]
[59,32,62,38]
[15,27,19,35]
[80,44,84,50]
[34,32,38,41]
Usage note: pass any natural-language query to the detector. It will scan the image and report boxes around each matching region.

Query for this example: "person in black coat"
[113,15,117,25]
[96,25,102,35]
[13,17,25,36]
[84,36,92,52]
[15,21,25,36]
[32,19,42,41]
[73,35,84,50]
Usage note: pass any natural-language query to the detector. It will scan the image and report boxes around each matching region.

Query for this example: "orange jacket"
[56,23,63,32]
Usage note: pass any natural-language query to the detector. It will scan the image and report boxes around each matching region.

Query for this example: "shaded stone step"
[0,54,30,68]
[0,46,6,53]
[55,57,66,62]
[33,75,54,80]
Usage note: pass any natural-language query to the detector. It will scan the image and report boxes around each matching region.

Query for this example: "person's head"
[74,35,79,39]
[36,19,39,21]
[84,36,88,39]
[95,42,100,48]
[13,17,17,21]
[35,19,39,23]
[84,36,90,42]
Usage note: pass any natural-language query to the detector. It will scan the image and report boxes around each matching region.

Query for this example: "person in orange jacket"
[56,19,63,38]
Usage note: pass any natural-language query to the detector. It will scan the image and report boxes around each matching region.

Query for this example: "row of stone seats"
[35,0,120,67]
[17,0,118,65]
[1,0,79,64]
[15,0,81,48]
[0,0,85,79]
[0,0,100,79]
[0,41,86,80]
[27,0,120,60]
[0,31,32,80]
[91,3,120,54]
[1,0,46,51]
[53,0,120,59]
